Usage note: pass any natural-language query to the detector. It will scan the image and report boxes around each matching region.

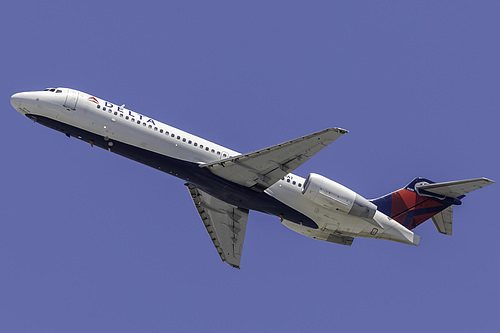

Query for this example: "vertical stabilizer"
[371,177,494,234]
[371,178,453,230]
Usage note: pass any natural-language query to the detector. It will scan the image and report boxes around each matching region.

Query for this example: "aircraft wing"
[186,184,249,269]
[200,128,348,191]
[416,178,495,198]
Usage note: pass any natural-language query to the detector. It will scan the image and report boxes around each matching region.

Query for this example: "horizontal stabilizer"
[416,178,494,198]
[372,176,494,233]
[431,205,454,236]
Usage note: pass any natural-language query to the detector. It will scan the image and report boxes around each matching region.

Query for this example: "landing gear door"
[64,89,79,110]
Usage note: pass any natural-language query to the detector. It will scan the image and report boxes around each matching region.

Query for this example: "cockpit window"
[43,88,63,93]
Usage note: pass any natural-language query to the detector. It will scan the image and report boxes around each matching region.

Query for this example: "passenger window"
[137,120,141,124]
[183,138,186,142]
[160,129,163,133]
[125,116,129,120]
[205,147,209,151]
[103,107,106,111]
[200,145,203,149]
[188,140,192,144]
[148,125,152,129]
[171,134,175,137]
[194,143,198,147]
[154,127,158,131]
[97,105,100,109]
[114,112,117,115]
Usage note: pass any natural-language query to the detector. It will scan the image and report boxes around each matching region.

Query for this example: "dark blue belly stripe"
[26,114,318,229]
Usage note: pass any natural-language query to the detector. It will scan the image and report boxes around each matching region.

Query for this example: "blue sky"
[1,1,499,332]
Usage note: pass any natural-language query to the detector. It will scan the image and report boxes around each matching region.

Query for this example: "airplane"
[10,87,494,268]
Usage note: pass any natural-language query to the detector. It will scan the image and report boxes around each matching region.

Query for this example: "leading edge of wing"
[199,127,348,191]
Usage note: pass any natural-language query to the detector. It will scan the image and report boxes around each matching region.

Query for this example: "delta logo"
[88,96,99,104]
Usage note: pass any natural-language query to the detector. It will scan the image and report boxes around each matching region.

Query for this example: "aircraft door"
[64,89,79,110]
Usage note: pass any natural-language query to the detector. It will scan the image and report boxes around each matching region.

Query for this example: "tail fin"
[371,177,494,234]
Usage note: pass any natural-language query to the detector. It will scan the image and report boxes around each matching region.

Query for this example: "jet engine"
[302,173,377,219]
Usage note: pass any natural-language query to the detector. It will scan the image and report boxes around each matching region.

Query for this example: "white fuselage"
[11,88,419,246]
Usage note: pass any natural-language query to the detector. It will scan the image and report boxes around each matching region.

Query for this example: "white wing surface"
[186,184,249,269]
[200,128,348,191]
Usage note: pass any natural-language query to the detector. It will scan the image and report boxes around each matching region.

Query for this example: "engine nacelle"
[302,173,377,219]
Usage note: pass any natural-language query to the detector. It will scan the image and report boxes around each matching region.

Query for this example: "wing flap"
[416,178,494,198]
[200,127,348,191]
[186,184,249,268]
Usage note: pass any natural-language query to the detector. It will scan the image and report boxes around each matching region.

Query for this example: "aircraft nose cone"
[10,92,24,109]
[11,92,37,115]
